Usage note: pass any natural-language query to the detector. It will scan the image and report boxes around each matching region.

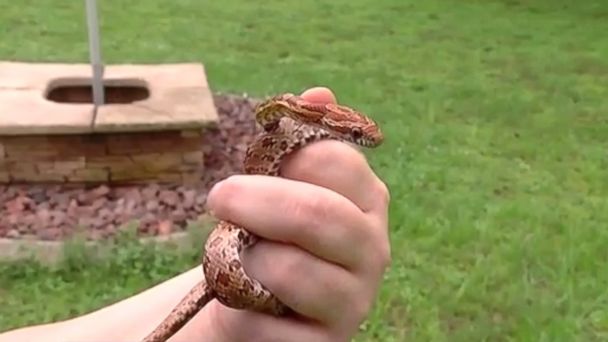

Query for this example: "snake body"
[142,93,384,342]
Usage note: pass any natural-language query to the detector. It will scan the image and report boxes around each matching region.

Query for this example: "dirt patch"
[0,93,260,241]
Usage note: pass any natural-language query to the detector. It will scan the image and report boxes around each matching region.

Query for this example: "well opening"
[45,77,150,104]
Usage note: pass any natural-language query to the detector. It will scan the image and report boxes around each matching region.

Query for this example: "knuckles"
[373,179,391,209]
[208,158,392,272]
[283,139,368,179]
[284,189,335,234]
[376,236,392,270]
[261,246,310,299]
[367,180,391,268]
[207,175,248,218]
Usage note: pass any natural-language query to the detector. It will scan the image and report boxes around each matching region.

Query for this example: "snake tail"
[141,281,214,342]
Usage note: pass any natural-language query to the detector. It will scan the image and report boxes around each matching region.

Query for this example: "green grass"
[1,0,608,340]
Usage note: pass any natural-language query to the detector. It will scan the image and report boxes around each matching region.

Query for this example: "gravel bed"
[0,93,260,241]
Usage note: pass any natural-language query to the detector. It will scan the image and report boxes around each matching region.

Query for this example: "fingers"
[206,106,391,273]
[205,163,389,330]
[280,140,391,272]
[210,303,337,342]
[297,87,389,215]
[241,239,364,326]
[207,175,372,270]
[281,139,390,215]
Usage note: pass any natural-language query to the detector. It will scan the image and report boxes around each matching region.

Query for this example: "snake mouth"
[356,136,383,147]
[357,139,371,147]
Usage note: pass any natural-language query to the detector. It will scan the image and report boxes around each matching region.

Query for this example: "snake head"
[256,93,384,147]
[316,103,384,147]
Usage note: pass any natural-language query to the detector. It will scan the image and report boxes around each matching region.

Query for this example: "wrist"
[77,265,207,341]
[0,266,212,342]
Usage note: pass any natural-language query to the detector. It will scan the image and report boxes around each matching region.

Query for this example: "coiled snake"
[142,93,384,341]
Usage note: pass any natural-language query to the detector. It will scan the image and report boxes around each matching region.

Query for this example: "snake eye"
[351,127,363,140]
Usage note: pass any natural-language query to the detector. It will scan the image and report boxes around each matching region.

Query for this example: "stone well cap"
[0,62,219,135]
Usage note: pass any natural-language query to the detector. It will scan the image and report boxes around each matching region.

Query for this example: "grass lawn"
[1,0,608,340]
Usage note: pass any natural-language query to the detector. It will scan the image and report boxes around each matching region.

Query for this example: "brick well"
[0,62,219,185]
[0,129,204,184]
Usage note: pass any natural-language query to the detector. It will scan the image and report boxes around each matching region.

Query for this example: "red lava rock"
[76,206,96,218]
[195,193,207,209]
[159,190,179,207]
[123,199,138,215]
[157,220,173,235]
[77,185,109,205]
[5,196,30,213]
[37,201,50,210]
[38,227,61,241]
[92,185,111,197]
[50,193,71,208]
[28,187,49,203]
[145,200,159,212]
[22,213,36,229]
[78,216,94,228]
[142,185,160,201]
[170,208,188,224]
[181,190,197,210]
[6,228,19,239]
[124,188,142,202]
[76,193,88,204]
[1,93,258,241]
[113,205,124,218]
[91,198,107,211]
[67,200,79,217]
[99,208,113,221]
[91,217,105,229]
[36,208,51,225]
[17,225,29,235]
[141,212,156,226]
[51,210,67,226]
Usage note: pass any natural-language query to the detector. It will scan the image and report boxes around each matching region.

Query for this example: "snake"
[141,93,384,342]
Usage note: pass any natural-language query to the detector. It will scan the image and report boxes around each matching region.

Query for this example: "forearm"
[0,266,210,342]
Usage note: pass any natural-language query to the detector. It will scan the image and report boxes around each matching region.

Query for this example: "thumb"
[299,87,337,104]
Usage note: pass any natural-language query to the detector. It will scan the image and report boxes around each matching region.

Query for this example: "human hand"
[199,87,391,341]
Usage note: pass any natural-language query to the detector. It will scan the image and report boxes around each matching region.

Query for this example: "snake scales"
[142,93,384,342]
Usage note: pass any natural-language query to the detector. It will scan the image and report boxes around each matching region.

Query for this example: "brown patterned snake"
[142,93,384,342]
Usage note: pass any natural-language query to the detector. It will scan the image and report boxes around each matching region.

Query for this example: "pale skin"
[0,87,391,342]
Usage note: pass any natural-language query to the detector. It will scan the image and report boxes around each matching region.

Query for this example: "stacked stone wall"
[0,129,203,184]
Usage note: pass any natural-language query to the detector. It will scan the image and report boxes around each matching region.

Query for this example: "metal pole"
[85,0,104,125]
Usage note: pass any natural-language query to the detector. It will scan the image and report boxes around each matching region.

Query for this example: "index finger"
[281,140,389,215]
[280,88,389,214]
